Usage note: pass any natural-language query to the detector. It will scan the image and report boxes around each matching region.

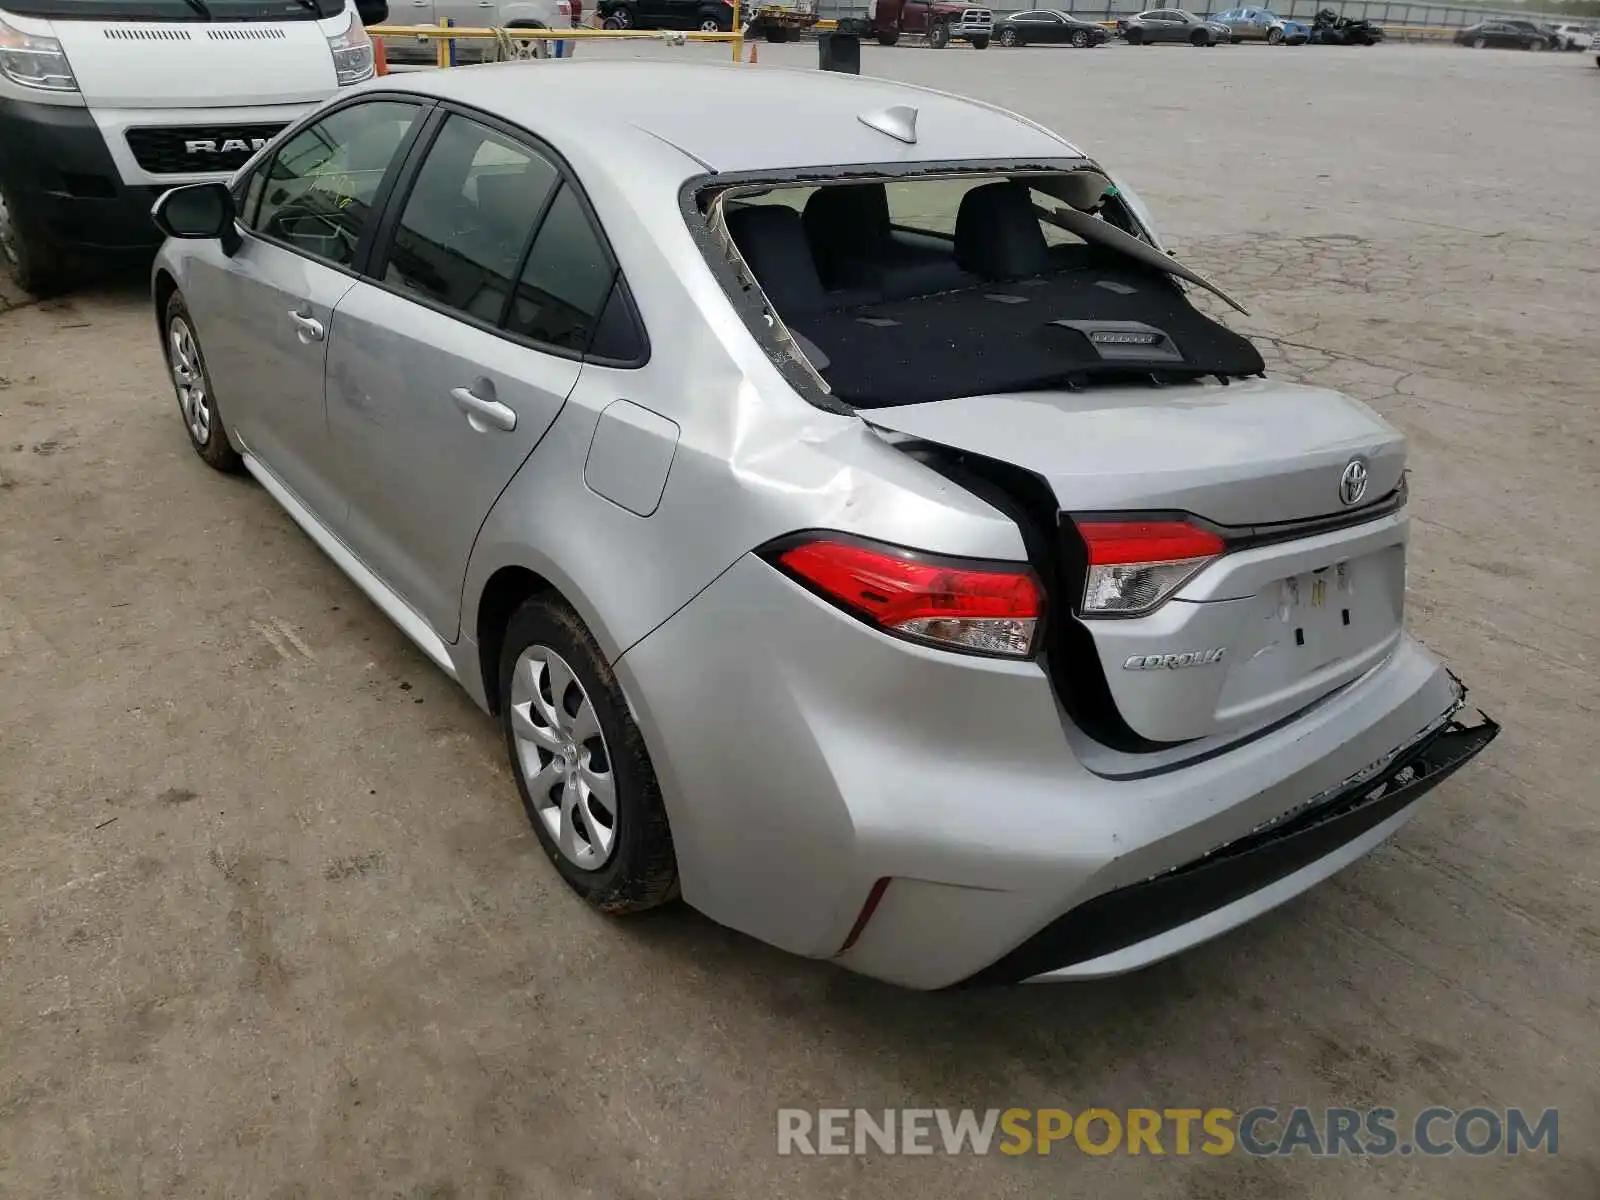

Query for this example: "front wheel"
[1472,36,1486,48]
[164,291,243,473]
[928,21,950,47]
[969,34,989,48]
[1266,25,1283,43]
[1190,28,1208,45]
[0,182,70,298]
[1071,28,1089,46]
[999,27,1019,45]
[697,13,722,32]
[500,597,677,913]
[876,28,899,44]
[763,23,790,41]
[603,4,633,27]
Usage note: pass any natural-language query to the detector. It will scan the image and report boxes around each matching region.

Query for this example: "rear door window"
[380,114,561,326]
[502,183,621,356]
[250,100,421,268]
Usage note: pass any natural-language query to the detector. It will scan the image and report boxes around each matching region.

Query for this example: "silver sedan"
[149,61,1496,989]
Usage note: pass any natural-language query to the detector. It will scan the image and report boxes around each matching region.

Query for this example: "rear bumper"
[618,552,1495,989]
[0,98,163,254]
[971,707,1498,984]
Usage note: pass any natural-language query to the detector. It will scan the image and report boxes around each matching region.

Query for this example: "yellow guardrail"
[369,17,746,64]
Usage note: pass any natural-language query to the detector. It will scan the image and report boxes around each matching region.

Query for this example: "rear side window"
[382,114,560,325]
[503,183,617,355]
[250,100,419,268]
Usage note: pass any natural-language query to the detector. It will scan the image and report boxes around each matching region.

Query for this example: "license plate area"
[1276,558,1363,669]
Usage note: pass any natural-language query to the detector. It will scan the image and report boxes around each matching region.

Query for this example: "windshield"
[0,0,340,20]
[704,171,1262,408]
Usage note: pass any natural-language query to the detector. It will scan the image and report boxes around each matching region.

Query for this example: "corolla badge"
[1339,457,1369,507]
[1124,648,1228,671]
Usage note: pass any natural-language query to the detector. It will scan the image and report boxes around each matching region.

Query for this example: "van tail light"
[768,535,1043,658]
[1075,519,1225,616]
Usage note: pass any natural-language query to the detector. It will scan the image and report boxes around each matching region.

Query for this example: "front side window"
[249,100,420,268]
[382,114,560,325]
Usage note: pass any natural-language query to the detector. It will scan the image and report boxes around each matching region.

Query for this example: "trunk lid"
[867,378,1410,745]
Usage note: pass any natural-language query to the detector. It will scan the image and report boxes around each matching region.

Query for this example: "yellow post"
[436,17,450,67]
[732,0,742,61]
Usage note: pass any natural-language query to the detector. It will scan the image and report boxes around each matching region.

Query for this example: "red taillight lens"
[774,536,1043,658]
[1075,519,1225,616]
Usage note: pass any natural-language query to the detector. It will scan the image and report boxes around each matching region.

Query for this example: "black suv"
[599,0,734,31]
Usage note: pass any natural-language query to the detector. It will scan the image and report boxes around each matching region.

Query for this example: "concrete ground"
[2,39,1596,1200]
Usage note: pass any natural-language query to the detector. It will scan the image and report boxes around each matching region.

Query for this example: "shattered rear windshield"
[707,173,1263,407]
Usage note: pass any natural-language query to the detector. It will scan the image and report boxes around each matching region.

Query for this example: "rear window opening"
[701,170,1264,408]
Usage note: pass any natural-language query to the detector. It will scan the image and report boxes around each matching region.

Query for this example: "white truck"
[0,0,385,296]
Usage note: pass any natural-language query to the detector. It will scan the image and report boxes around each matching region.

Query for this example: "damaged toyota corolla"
[150,60,1497,989]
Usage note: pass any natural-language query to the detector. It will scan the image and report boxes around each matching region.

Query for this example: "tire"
[0,181,71,299]
[500,596,677,914]
[698,14,722,32]
[1125,26,1143,43]
[970,34,989,48]
[1071,28,1089,46]
[603,4,632,27]
[763,23,789,41]
[1266,25,1283,43]
[876,28,899,45]
[999,27,1018,45]
[1190,28,1208,45]
[1473,36,1486,48]
[163,291,243,473]
[928,21,950,47]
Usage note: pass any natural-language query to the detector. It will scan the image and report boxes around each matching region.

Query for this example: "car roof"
[369,61,1082,179]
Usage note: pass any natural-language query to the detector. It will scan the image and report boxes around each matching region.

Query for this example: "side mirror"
[355,0,388,24]
[151,182,241,256]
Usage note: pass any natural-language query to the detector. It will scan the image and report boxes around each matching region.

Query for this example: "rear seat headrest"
[802,184,893,279]
[954,181,1051,281]
[723,203,826,317]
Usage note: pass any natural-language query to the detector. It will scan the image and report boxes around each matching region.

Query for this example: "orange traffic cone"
[373,36,388,75]
[747,40,758,62]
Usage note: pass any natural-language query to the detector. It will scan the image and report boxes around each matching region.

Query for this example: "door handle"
[288,310,324,343]
[451,386,517,433]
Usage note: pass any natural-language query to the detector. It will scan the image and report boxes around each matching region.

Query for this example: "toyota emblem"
[1339,458,1369,507]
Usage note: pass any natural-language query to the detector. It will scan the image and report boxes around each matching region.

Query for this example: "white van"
[0,0,386,295]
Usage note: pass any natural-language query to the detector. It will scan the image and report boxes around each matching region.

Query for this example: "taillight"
[770,535,1043,658]
[1075,519,1224,616]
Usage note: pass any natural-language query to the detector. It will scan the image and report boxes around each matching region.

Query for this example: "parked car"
[1212,6,1307,44]
[867,0,994,47]
[994,8,1108,46]
[1453,20,1550,50]
[380,0,572,62]
[1548,21,1593,49]
[148,60,1497,990]
[598,0,732,31]
[1500,17,1560,47]
[1118,8,1231,44]
[1308,7,1382,44]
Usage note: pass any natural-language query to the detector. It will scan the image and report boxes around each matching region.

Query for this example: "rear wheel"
[763,22,790,41]
[1125,26,1143,43]
[697,13,722,32]
[1190,27,1208,44]
[0,182,70,298]
[163,291,243,473]
[876,27,899,44]
[970,34,989,47]
[1266,25,1283,43]
[1473,36,1486,48]
[603,4,633,27]
[1071,28,1089,46]
[928,21,950,47]
[500,597,677,913]
[999,26,1019,45]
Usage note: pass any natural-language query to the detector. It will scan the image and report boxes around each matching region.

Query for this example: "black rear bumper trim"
[958,706,1500,987]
